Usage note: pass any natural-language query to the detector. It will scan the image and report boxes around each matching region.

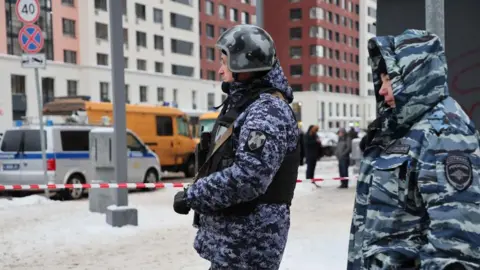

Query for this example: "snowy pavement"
[0,159,357,270]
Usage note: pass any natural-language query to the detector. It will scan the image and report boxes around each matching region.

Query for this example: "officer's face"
[379,73,395,107]
[219,54,234,82]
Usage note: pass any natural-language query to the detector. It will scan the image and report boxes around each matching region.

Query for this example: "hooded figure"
[347,29,480,270]
[173,24,300,270]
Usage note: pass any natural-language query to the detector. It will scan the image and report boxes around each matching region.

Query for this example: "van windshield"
[0,130,46,152]
[199,119,216,135]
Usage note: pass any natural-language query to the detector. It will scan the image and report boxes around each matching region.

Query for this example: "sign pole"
[15,0,47,196]
[109,0,128,206]
[425,0,445,47]
[34,68,48,196]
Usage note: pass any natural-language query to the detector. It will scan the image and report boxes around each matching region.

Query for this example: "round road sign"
[16,0,41,24]
[18,24,44,53]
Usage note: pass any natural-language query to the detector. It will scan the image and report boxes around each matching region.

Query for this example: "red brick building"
[264,0,360,95]
[198,0,256,81]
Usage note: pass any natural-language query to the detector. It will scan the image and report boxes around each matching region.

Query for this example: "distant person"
[335,128,351,188]
[298,123,305,165]
[304,125,321,179]
[348,124,358,140]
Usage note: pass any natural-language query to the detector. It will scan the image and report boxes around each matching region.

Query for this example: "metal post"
[109,0,128,206]
[34,68,48,197]
[425,0,445,47]
[255,0,263,27]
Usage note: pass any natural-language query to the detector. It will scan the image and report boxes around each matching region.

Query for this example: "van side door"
[126,132,145,182]
[0,130,24,185]
[173,116,194,166]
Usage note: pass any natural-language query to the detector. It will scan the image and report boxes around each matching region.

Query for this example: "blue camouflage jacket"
[347,29,480,270]
[185,61,299,269]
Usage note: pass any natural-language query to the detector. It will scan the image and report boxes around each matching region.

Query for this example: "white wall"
[293,91,365,131]
[359,0,377,127]
[0,54,221,130]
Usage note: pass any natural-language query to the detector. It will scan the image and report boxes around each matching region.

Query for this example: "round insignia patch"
[444,154,473,191]
[247,131,267,151]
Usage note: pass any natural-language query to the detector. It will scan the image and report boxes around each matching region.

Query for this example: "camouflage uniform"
[185,56,299,269]
[347,29,480,270]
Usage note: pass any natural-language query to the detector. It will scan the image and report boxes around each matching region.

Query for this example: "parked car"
[317,130,338,157]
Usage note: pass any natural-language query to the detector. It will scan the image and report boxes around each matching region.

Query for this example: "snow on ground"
[0,160,356,270]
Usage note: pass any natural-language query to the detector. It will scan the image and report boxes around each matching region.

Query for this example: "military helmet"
[215,24,276,73]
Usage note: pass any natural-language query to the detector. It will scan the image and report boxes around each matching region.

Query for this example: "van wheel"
[143,169,159,191]
[62,174,85,200]
[183,158,195,178]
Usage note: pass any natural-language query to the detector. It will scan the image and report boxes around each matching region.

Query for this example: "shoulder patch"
[445,154,473,191]
[247,130,266,151]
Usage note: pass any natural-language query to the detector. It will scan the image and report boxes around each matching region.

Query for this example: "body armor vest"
[201,88,300,216]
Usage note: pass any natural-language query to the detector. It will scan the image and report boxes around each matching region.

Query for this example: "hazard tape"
[0,177,358,190]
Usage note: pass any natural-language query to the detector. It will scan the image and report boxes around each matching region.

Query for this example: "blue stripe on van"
[0,152,156,160]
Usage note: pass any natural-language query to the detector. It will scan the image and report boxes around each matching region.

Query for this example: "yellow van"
[43,97,197,177]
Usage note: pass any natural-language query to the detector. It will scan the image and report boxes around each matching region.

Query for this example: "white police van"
[0,118,161,200]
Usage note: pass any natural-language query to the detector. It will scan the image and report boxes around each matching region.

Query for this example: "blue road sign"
[18,24,44,54]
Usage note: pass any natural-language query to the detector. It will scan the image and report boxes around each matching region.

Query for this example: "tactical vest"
[200,88,300,216]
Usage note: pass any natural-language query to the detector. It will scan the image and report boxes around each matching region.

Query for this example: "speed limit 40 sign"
[16,0,41,24]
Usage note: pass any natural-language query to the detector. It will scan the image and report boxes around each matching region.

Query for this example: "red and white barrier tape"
[0,176,358,191]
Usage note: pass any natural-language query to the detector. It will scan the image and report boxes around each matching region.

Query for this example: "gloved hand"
[173,190,190,215]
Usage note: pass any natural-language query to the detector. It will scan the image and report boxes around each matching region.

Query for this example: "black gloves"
[173,190,190,215]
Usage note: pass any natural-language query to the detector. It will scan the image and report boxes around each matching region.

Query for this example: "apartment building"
[198,0,256,81]
[258,0,364,129]
[0,0,222,130]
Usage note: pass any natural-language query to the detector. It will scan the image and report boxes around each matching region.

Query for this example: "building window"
[368,23,376,34]
[290,65,303,76]
[99,82,109,102]
[230,8,238,22]
[136,31,147,48]
[62,18,76,37]
[172,64,194,77]
[290,46,302,59]
[290,8,302,20]
[290,28,302,40]
[155,62,164,73]
[310,83,324,91]
[11,75,26,95]
[157,87,164,102]
[125,84,130,103]
[135,3,146,20]
[192,90,197,109]
[95,22,108,40]
[139,86,148,102]
[94,0,107,10]
[241,12,250,24]
[309,7,323,19]
[218,5,226,19]
[368,7,377,17]
[173,89,178,104]
[207,93,215,109]
[153,8,163,24]
[207,70,216,80]
[123,28,128,47]
[205,0,214,15]
[63,50,77,64]
[62,0,74,7]
[310,64,324,76]
[42,78,55,104]
[137,59,147,71]
[97,53,108,66]
[67,80,77,96]
[291,84,302,92]
[172,0,192,6]
[171,39,193,55]
[206,47,215,61]
[206,24,214,38]
[309,26,324,38]
[170,13,193,31]
[154,35,164,50]
[309,45,324,57]
[124,57,128,69]
[219,27,227,35]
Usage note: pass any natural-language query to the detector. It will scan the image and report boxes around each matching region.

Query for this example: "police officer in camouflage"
[173,24,300,270]
[348,29,480,270]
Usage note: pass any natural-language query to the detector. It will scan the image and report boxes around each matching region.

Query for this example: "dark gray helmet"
[215,24,276,73]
